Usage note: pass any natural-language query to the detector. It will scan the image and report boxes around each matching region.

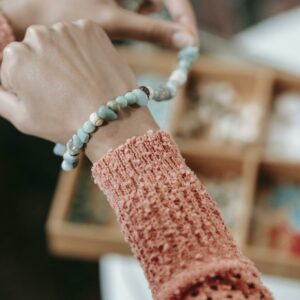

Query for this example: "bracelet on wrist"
[54,46,199,171]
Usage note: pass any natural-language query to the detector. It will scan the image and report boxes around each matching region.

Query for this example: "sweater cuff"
[92,130,187,199]
[0,10,15,60]
[91,130,272,300]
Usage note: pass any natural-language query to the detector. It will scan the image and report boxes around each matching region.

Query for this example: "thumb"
[106,9,195,49]
[0,85,20,123]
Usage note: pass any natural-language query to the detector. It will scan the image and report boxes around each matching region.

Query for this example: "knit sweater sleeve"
[0,10,15,60]
[92,130,273,300]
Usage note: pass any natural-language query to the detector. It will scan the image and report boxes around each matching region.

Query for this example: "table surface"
[100,255,300,300]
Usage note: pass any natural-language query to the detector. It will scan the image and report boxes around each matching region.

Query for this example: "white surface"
[100,255,152,300]
[262,276,300,300]
[234,6,300,75]
[100,255,300,300]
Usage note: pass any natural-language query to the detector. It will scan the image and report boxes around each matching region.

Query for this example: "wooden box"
[47,48,300,279]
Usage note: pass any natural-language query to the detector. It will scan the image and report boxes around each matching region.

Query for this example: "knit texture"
[92,130,273,300]
[0,10,15,60]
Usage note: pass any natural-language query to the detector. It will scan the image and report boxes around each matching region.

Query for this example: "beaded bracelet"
[54,46,199,171]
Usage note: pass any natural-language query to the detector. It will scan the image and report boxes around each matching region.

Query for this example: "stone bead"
[178,46,199,62]
[153,86,173,101]
[83,120,96,133]
[72,134,84,148]
[89,112,103,127]
[166,81,178,94]
[61,160,76,171]
[168,80,181,89]
[115,96,128,109]
[165,85,176,98]
[138,86,154,100]
[77,128,90,144]
[98,106,118,121]
[178,59,192,71]
[67,139,81,155]
[53,144,66,157]
[107,100,120,112]
[125,92,137,105]
[146,86,154,100]
[63,151,79,164]
[132,89,149,107]
[138,86,151,98]
[169,69,187,85]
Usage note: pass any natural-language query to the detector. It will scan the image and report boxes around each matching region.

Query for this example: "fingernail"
[172,30,195,49]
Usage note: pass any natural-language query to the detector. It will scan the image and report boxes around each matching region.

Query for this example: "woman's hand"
[1,0,198,48]
[0,21,158,161]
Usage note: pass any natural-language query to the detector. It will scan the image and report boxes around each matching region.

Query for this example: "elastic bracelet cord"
[53,46,199,171]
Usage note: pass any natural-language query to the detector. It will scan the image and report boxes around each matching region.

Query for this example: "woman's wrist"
[85,107,158,163]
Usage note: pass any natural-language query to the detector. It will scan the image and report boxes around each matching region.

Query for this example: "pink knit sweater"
[92,130,273,300]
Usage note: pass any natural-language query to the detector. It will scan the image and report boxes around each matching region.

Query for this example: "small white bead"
[53,144,66,157]
[169,69,187,85]
[89,112,103,127]
[146,86,154,100]
[61,160,74,172]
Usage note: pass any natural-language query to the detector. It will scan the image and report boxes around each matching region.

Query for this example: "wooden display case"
[245,161,300,279]
[46,48,300,279]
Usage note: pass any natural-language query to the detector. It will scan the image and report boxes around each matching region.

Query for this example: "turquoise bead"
[83,120,96,133]
[72,134,84,148]
[153,89,162,101]
[61,160,75,171]
[77,128,90,143]
[67,139,81,155]
[107,100,120,112]
[153,86,173,101]
[53,144,66,157]
[125,92,137,105]
[167,80,180,89]
[179,46,199,61]
[132,89,148,107]
[165,85,176,98]
[115,96,128,108]
[178,59,192,71]
[98,106,118,121]
[63,151,79,164]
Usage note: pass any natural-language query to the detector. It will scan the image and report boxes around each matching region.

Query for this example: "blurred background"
[1,0,300,299]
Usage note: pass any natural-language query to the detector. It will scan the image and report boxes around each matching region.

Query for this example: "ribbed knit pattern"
[92,130,273,300]
[0,10,14,60]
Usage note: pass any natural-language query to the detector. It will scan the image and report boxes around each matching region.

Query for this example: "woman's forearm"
[91,130,273,300]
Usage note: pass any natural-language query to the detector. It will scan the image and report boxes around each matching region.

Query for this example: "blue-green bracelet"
[54,46,199,171]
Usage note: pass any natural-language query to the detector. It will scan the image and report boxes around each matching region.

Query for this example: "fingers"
[1,41,30,91]
[0,41,26,123]
[164,0,198,44]
[23,24,48,47]
[0,85,20,123]
[105,9,195,49]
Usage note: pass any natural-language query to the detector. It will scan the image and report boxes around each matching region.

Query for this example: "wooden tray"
[46,48,300,279]
[246,162,300,279]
